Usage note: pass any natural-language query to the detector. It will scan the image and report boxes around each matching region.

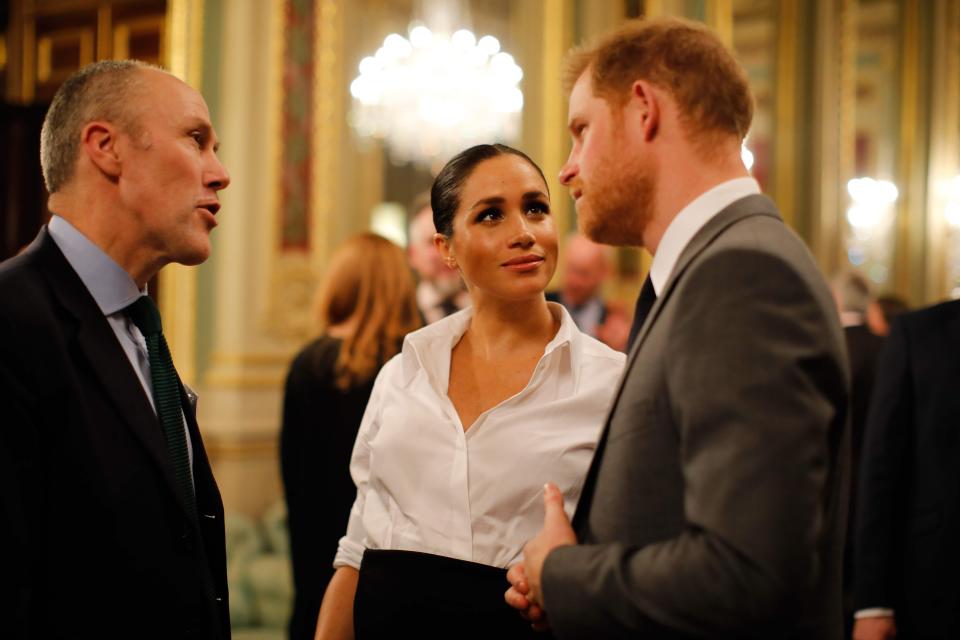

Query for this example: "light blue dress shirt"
[47,215,195,478]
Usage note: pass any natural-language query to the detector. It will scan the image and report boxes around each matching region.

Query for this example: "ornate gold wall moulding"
[36,28,95,82]
[774,0,798,230]
[203,435,279,457]
[165,0,204,87]
[204,349,291,389]
[262,259,319,342]
[201,371,288,389]
[209,350,294,367]
[113,15,166,61]
[311,0,344,272]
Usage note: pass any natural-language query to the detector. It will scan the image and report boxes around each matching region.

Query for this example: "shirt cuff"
[854,608,895,619]
[332,535,365,570]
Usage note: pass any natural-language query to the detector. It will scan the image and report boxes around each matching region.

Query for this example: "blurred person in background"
[315,144,624,639]
[547,232,630,351]
[854,299,960,640]
[831,269,886,638]
[866,294,909,338]
[280,233,421,640]
[407,192,469,323]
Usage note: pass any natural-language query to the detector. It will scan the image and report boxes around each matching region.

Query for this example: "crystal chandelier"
[348,2,524,169]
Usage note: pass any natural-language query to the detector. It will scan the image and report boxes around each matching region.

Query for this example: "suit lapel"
[624,194,781,369]
[573,195,782,531]
[33,228,192,520]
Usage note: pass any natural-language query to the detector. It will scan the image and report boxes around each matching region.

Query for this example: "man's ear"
[433,232,457,269]
[80,121,123,179]
[630,80,660,142]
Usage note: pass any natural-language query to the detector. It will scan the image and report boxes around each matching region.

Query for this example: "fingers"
[526,603,544,622]
[542,482,568,527]
[529,606,551,632]
[506,562,529,593]
[504,586,530,612]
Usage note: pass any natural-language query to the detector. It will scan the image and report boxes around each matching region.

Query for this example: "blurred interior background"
[2,0,959,635]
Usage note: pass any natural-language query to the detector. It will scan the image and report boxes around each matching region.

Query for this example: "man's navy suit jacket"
[0,228,230,639]
[855,299,960,637]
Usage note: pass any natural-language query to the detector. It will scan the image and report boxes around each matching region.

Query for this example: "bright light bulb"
[383,33,411,58]
[410,25,432,47]
[478,35,500,55]
[452,29,476,49]
[847,204,879,229]
[350,21,524,167]
[491,52,515,71]
[847,177,899,206]
[358,56,378,75]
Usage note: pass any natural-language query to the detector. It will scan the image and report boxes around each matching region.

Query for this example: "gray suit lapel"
[624,194,781,365]
[573,194,782,531]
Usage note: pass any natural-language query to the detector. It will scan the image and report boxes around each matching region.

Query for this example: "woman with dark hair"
[315,145,625,639]
[280,233,421,640]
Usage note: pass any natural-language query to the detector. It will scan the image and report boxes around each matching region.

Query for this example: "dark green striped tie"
[124,295,197,521]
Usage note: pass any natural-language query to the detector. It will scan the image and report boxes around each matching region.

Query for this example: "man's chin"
[174,243,211,266]
[581,218,627,247]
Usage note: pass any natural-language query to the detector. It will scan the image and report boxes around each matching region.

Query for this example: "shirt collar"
[840,311,865,328]
[649,177,760,295]
[400,301,580,393]
[47,215,144,315]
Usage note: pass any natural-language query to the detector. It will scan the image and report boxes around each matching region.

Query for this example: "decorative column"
[196,0,296,517]
[926,0,960,299]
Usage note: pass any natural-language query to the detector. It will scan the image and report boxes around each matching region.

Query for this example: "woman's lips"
[502,255,545,272]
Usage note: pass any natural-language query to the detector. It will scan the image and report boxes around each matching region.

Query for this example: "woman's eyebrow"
[522,191,548,200]
[470,196,506,209]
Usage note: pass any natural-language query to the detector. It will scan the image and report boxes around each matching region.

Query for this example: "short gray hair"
[831,269,872,314]
[40,59,161,193]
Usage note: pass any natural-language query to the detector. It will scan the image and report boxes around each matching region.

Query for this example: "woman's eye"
[527,202,550,215]
[476,208,502,222]
[190,132,204,146]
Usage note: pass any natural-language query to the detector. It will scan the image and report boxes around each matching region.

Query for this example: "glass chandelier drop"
[349,6,524,169]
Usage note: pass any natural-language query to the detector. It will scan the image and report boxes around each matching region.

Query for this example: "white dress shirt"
[649,177,761,295]
[334,302,625,570]
[47,215,194,476]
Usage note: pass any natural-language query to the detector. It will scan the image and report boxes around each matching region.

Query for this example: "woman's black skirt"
[354,549,553,639]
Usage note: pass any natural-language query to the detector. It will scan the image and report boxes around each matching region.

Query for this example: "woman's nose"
[509,218,535,248]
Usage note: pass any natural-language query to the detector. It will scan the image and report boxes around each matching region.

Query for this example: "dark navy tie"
[627,275,657,351]
[124,295,196,521]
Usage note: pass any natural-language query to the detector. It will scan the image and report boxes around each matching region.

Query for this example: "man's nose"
[206,154,231,191]
[559,155,577,186]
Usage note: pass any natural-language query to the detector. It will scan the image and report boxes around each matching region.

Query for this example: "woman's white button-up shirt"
[334,302,625,570]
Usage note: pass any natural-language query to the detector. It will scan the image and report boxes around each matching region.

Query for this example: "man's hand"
[853,615,897,640]
[504,483,577,629]
[505,561,549,629]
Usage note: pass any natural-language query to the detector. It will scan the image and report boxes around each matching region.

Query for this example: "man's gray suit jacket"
[542,195,850,639]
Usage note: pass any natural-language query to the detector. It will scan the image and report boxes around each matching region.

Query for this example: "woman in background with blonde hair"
[280,233,421,640]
